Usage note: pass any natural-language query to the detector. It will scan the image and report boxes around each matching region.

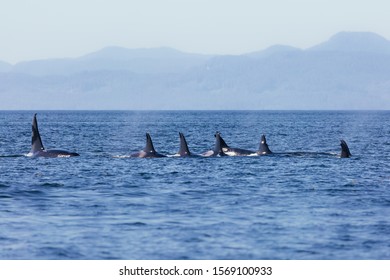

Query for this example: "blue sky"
[1,0,389,63]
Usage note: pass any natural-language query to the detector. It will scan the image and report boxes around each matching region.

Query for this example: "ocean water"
[0,110,389,260]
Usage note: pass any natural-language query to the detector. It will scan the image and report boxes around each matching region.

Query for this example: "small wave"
[275,152,336,158]
[40,182,65,188]
[165,154,177,158]
[343,180,359,187]
[112,155,132,158]
[115,183,140,189]
[0,154,25,158]
[38,246,85,259]
[14,189,46,197]
[119,222,148,227]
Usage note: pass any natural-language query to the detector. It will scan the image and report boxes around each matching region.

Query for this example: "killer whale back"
[144,133,156,154]
[133,133,165,158]
[218,134,229,149]
[340,140,351,158]
[216,133,255,156]
[31,113,45,154]
[213,132,227,156]
[178,132,191,156]
[258,134,272,155]
[29,113,79,157]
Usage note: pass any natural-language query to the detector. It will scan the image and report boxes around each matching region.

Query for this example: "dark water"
[1,110,389,260]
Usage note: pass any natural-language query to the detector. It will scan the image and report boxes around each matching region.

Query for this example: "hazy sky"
[1,0,389,63]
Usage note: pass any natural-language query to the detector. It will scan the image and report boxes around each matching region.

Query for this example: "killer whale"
[218,133,255,156]
[131,133,166,158]
[257,134,272,155]
[340,139,351,158]
[27,114,79,158]
[202,132,227,157]
[176,132,200,157]
[178,132,191,156]
[215,133,272,156]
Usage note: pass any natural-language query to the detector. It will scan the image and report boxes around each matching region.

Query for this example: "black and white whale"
[27,114,79,158]
[131,133,166,158]
[202,132,227,157]
[218,133,255,156]
[340,139,351,158]
[257,134,272,155]
[216,133,272,156]
[175,132,200,157]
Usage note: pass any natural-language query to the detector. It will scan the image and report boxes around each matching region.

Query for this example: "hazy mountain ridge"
[10,47,212,76]
[309,31,390,53]
[1,31,390,109]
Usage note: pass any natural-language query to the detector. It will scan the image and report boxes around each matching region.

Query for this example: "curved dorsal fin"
[214,132,226,156]
[340,139,351,158]
[215,132,229,149]
[143,133,156,153]
[31,113,45,153]
[258,134,272,154]
[178,132,191,156]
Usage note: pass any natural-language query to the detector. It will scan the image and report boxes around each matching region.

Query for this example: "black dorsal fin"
[30,113,45,153]
[143,133,156,153]
[214,132,226,156]
[340,139,351,158]
[215,132,229,149]
[258,134,272,154]
[178,132,191,156]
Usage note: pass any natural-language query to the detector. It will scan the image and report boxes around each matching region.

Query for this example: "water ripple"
[1,110,389,260]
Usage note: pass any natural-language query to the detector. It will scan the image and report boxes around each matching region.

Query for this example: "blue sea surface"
[0,110,389,259]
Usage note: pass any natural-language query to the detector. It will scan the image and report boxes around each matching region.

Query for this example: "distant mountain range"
[1,31,390,110]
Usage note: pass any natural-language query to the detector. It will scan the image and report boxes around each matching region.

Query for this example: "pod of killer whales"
[27,114,352,158]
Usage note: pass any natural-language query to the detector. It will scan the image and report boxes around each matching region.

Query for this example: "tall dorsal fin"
[340,139,351,158]
[214,132,226,156]
[178,132,191,156]
[215,132,229,149]
[143,133,156,153]
[258,134,272,154]
[31,113,45,153]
